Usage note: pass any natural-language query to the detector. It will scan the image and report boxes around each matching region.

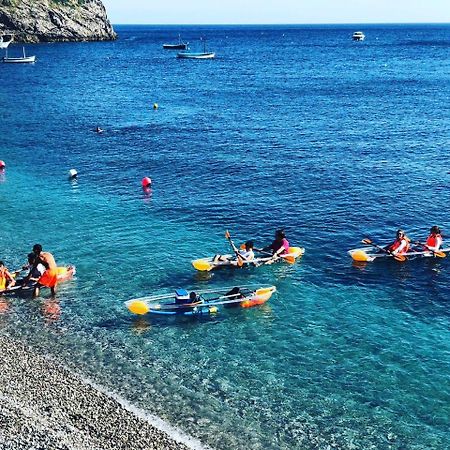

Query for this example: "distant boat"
[2,46,36,64]
[0,34,13,49]
[163,34,188,50]
[352,31,365,41]
[177,39,215,59]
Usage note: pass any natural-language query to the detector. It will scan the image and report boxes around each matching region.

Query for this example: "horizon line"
[111,21,450,26]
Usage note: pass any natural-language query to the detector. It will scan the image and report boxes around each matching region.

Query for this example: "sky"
[102,0,450,25]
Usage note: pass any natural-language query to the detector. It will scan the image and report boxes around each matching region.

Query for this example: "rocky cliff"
[0,0,116,42]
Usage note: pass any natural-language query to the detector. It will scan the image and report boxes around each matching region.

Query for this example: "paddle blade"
[434,251,446,258]
[192,259,213,272]
[237,256,244,267]
[362,238,373,245]
[225,230,231,239]
[284,255,296,264]
[394,254,407,262]
[127,300,150,315]
[350,249,371,262]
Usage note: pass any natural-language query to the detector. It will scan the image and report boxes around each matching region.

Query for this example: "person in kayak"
[0,261,16,292]
[213,240,255,266]
[386,229,410,255]
[25,244,58,297]
[425,226,443,252]
[14,253,46,287]
[263,229,290,261]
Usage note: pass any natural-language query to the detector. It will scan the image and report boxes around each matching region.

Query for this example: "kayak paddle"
[362,238,407,262]
[413,242,446,258]
[240,243,296,264]
[225,230,244,267]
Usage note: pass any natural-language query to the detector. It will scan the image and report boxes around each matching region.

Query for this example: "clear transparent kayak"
[125,285,276,316]
[192,247,305,272]
[348,247,450,262]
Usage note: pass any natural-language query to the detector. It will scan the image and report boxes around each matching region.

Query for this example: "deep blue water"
[1,24,450,449]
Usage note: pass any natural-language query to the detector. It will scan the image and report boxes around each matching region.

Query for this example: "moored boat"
[125,285,276,316]
[352,31,365,41]
[163,34,188,50]
[2,46,36,63]
[192,247,305,272]
[177,38,215,59]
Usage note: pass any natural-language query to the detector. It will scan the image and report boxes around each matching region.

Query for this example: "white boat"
[352,31,365,41]
[177,51,215,59]
[2,46,36,63]
[177,39,215,59]
[0,34,13,49]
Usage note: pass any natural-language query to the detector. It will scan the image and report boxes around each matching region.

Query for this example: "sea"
[0,24,449,449]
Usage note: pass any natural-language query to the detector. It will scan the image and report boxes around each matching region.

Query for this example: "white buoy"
[69,169,78,179]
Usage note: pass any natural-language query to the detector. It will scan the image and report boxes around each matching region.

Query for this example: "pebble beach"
[0,335,200,450]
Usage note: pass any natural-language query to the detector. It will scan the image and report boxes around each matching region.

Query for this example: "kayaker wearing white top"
[213,240,255,265]
[238,241,255,262]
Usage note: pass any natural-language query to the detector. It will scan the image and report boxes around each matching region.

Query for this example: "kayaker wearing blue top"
[386,229,410,255]
[425,226,443,252]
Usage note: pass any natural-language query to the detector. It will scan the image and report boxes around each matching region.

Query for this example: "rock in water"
[0,0,117,42]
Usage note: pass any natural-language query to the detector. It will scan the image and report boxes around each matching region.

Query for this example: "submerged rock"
[0,0,117,43]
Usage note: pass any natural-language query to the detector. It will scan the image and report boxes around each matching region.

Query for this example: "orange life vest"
[426,234,442,248]
[388,238,410,254]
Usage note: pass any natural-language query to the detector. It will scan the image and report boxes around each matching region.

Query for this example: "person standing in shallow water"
[25,244,58,297]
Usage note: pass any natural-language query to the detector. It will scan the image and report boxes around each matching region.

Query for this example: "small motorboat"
[125,285,276,316]
[177,38,215,59]
[163,34,188,50]
[352,31,365,41]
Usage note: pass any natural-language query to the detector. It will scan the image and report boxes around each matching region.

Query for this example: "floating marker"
[153,103,159,110]
[69,169,78,179]
[141,177,152,188]
[0,160,5,170]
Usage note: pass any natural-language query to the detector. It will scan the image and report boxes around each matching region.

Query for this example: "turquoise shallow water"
[1,24,450,449]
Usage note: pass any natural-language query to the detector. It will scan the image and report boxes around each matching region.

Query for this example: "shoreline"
[0,334,207,450]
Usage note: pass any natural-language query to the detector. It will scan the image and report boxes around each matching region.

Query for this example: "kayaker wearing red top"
[425,226,443,252]
[386,229,410,255]
[263,229,290,262]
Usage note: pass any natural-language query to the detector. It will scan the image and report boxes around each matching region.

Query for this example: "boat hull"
[125,286,276,316]
[192,247,305,271]
[176,52,215,59]
[2,266,76,296]
[348,247,450,262]
[163,43,188,50]
[2,56,36,64]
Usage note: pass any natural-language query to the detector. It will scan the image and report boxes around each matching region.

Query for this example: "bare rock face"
[0,0,117,42]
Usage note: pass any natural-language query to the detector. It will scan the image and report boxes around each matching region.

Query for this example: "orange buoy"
[141,177,152,188]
